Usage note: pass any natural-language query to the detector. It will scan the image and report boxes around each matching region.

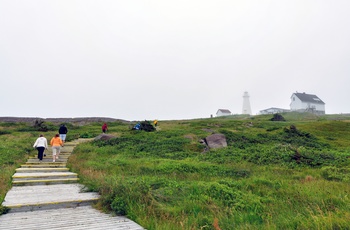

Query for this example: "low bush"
[79,132,99,138]
[0,131,10,135]
[321,166,350,182]
[0,206,9,215]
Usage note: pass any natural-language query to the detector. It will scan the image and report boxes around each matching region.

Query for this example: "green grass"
[2,113,350,229]
[66,113,350,229]
[0,124,36,213]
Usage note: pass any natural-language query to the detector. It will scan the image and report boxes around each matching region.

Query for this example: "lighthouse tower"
[242,91,252,115]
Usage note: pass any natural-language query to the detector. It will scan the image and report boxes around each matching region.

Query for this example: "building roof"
[216,109,231,114]
[293,92,325,104]
[260,107,290,112]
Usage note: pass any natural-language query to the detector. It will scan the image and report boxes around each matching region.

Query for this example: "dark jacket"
[59,125,68,134]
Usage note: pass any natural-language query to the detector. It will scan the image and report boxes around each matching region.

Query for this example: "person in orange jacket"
[50,134,63,162]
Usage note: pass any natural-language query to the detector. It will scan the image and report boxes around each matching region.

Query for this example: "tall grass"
[66,114,350,229]
[0,123,37,213]
[2,114,350,228]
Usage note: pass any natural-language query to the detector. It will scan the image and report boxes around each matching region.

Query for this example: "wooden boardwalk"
[0,139,144,230]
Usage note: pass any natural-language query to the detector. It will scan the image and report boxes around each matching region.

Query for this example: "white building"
[290,92,325,115]
[259,107,290,115]
[216,109,232,117]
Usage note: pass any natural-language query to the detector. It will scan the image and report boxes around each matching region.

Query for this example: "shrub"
[0,205,9,215]
[111,197,128,215]
[279,125,330,149]
[0,131,10,135]
[33,119,49,132]
[16,120,57,132]
[270,114,286,121]
[321,166,350,182]
[0,122,17,127]
[80,132,98,138]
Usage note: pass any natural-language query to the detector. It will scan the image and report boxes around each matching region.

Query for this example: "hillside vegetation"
[1,113,350,229]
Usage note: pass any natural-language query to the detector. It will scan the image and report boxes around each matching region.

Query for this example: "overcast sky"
[1,1,349,121]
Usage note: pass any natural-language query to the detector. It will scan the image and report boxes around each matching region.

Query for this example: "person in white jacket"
[33,134,48,162]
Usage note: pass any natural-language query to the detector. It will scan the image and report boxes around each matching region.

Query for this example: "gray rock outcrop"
[94,134,116,141]
[200,133,227,151]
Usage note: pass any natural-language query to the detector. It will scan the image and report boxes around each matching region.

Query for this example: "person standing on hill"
[50,134,63,162]
[102,123,108,133]
[33,134,48,162]
[58,124,68,143]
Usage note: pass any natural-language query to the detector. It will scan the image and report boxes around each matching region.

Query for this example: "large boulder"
[94,134,116,141]
[201,133,227,150]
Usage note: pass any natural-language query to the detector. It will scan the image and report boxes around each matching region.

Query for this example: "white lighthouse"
[242,91,252,115]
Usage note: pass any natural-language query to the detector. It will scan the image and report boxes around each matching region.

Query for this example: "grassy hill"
[1,113,350,229]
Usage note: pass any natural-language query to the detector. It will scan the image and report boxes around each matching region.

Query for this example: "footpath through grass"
[0,120,100,214]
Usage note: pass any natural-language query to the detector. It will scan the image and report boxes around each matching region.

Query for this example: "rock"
[202,133,227,150]
[94,134,116,141]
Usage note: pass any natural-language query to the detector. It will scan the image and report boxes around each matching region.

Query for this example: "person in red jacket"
[102,123,108,133]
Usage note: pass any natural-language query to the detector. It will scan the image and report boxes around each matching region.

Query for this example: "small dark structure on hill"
[132,120,156,132]
[270,113,286,121]
[33,119,49,132]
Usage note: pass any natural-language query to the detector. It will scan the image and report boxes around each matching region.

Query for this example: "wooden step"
[2,184,100,213]
[21,163,67,168]
[22,162,66,166]
[5,199,98,213]
[61,143,77,146]
[29,155,70,159]
[43,147,74,153]
[27,159,68,163]
[0,206,144,229]
[12,172,78,181]
[16,167,70,173]
[13,178,79,186]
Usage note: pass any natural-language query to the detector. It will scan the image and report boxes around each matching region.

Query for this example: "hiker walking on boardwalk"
[33,134,48,162]
[58,124,68,143]
[50,134,63,162]
[102,123,108,133]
